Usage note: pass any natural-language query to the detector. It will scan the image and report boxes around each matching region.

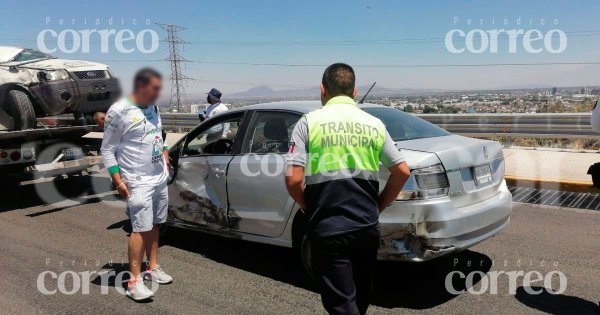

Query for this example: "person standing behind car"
[199,88,229,142]
[198,88,228,121]
[285,63,411,315]
[101,68,173,302]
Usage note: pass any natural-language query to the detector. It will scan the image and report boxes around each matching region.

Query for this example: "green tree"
[423,105,438,113]
[442,106,459,113]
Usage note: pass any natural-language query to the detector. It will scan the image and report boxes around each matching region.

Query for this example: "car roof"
[227,100,386,114]
[0,46,24,63]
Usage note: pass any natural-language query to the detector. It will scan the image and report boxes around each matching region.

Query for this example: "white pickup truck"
[0,46,121,130]
[0,47,121,183]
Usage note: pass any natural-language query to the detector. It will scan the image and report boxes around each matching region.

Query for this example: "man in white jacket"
[101,68,173,301]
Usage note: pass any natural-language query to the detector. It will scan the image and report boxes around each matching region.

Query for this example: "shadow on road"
[0,175,117,214]
[106,219,132,234]
[161,226,493,310]
[515,286,599,314]
[371,251,491,309]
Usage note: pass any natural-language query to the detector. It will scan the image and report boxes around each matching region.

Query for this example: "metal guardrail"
[161,113,202,133]
[161,112,598,140]
[419,113,597,140]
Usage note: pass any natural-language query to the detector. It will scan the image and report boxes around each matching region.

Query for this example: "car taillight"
[396,164,449,200]
[10,150,21,161]
[0,151,7,159]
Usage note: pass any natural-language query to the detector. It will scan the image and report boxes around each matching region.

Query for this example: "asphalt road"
[0,175,598,314]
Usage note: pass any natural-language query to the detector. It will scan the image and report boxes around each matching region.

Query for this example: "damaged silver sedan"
[165,101,512,262]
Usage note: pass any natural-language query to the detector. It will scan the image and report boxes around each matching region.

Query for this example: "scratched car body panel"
[166,101,512,261]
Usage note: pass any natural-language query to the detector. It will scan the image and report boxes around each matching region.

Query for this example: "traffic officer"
[285,63,410,315]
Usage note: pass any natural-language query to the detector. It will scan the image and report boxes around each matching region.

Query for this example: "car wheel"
[292,210,318,283]
[300,234,318,284]
[159,223,169,240]
[5,89,36,130]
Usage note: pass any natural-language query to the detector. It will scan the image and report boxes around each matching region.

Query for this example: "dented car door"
[168,113,245,230]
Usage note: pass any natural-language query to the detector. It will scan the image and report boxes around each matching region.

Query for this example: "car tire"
[158,223,169,240]
[292,210,318,284]
[5,89,36,130]
[300,234,318,284]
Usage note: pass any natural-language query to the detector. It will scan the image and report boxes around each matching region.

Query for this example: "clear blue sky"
[2,0,600,97]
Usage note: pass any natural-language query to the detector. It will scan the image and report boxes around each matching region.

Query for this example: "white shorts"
[127,181,168,232]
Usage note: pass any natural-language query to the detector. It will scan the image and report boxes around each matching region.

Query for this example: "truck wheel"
[54,176,88,199]
[6,89,36,130]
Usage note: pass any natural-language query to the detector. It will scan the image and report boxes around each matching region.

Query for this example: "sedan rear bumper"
[377,180,512,261]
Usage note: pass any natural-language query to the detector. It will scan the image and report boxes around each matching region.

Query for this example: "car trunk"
[396,135,505,207]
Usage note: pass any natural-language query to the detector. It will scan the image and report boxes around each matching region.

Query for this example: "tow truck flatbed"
[0,125,95,142]
[1,116,104,179]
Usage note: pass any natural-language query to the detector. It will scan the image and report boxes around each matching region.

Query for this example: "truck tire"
[6,89,36,130]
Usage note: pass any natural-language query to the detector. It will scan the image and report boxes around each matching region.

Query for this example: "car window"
[183,116,243,156]
[244,111,301,154]
[12,49,54,62]
[363,107,450,141]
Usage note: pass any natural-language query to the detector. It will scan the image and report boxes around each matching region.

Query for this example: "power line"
[6,29,600,46]
[184,31,600,46]
[187,77,314,88]
[156,23,190,112]
[99,59,600,68]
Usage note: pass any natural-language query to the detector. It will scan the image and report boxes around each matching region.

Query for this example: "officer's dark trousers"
[310,226,380,315]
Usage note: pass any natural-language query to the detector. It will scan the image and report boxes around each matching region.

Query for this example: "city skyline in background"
[3,0,600,102]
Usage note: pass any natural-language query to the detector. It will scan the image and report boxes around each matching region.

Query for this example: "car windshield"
[363,107,450,141]
[11,49,55,62]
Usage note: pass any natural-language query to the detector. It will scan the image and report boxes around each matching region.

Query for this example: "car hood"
[3,58,109,71]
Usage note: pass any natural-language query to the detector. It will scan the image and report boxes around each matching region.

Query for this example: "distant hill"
[230,86,319,98]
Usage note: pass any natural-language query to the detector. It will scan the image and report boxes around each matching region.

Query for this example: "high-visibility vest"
[303,95,387,236]
[305,96,385,182]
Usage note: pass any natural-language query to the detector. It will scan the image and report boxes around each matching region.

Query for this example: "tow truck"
[0,47,120,187]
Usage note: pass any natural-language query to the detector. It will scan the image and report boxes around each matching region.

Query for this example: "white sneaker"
[126,277,154,301]
[143,265,173,284]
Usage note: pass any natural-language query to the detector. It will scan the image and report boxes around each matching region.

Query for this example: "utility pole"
[156,23,189,112]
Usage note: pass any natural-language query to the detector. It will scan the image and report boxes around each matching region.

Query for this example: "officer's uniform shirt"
[286,96,404,237]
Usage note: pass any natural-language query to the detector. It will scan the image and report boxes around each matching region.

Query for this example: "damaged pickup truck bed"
[0,46,120,130]
[163,101,512,265]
